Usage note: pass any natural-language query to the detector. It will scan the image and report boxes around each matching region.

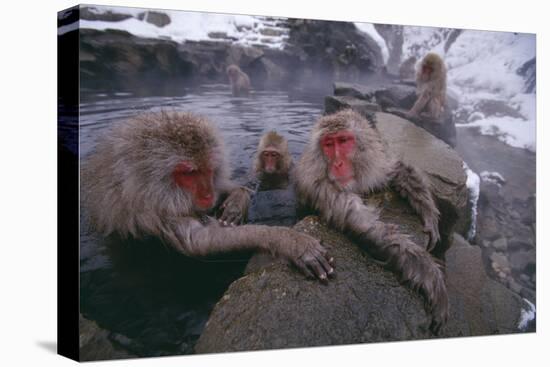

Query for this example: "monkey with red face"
[296,109,447,331]
[253,131,293,191]
[83,111,334,282]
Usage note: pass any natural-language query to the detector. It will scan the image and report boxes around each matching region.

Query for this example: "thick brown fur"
[295,109,447,331]
[82,111,334,281]
[226,64,251,96]
[409,52,447,120]
[254,131,292,180]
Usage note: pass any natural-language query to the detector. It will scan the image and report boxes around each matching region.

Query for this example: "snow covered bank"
[68,5,288,49]
[401,27,536,152]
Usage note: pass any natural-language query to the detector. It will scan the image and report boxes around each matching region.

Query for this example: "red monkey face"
[422,64,433,80]
[320,131,356,186]
[261,148,280,174]
[172,161,216,210]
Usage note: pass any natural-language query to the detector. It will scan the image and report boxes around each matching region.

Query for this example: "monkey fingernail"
[328,268,334,274]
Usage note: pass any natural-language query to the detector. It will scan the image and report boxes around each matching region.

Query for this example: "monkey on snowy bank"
[408,52,447,121]
[295,109,448,331]
[82,111,334,282]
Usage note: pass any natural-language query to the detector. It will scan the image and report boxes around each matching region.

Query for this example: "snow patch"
[463,162,480,240]
[354,23,389,64]
[480,171,506,187]
[518,298,536,331]
[77,5,286,49]
[459,116,536,152]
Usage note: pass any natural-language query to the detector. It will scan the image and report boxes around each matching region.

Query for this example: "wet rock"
[374,84,417,110]
[509,249,535,272]
[80,6,133,22]
[492,237,508,251]
[333,82,377,101]
[196,216,434,353]
[474,99,526,120]
[138,11,171,28]
[197,225,529,353]
[443,234,528,336]
[79,314,134,361]
[325,95,381,116]
[490,252,511,275]
[517,57,536,93]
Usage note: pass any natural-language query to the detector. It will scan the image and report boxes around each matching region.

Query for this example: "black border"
[57,4,80,362]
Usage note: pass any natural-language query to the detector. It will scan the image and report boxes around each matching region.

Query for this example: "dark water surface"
[79,85,326,357]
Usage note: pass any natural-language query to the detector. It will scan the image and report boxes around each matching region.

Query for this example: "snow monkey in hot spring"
[82,111,335,283]
[295,109,448,331]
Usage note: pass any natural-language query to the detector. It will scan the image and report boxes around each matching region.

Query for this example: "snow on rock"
[398,26,536,153]
[518,298,536,331]
[463,162,480,240]
[74,5,288,49]
[354,22,390,64]
[480,171,507,187]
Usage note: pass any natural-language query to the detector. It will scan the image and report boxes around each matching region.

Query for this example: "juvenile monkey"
[226,64,251,97]
[82,111,334,282]
[253,131,293,190]
[408,53,447,121]
[295,109,447,331]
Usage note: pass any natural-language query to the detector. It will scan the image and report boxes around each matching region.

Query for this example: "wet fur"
[295,109,447,331]
[410,53,447,120]
[83,111,332,279]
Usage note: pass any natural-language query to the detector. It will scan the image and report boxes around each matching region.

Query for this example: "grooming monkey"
[295,109,447,330]
[409,52,447,121]
[82,111,334,282]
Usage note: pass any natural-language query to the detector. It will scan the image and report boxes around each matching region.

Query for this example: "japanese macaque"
[408,53,447,121]
[295,109,447,331]
[254,131,293,190]
[226,64,251,97]
[82,111,334,282]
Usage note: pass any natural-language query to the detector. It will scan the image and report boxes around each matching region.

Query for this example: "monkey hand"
[219,187,251,226]
[423,215,440,252]
[276,230,335,284]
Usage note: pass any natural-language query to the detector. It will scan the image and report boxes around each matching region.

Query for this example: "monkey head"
[82,111,232,238]
[417,52,445,83]
[226,64,242,82]
[255,131,292,177]
[298,109,392,193]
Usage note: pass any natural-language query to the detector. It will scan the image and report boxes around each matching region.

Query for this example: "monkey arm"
[168,218,334,282]
[389,161,440,251]
[218,186,253,226]
[314,189,448,332]
[409,86,432,116]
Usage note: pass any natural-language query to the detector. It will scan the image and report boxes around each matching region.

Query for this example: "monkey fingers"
[423,217,440,252]
[218,205,243,226]
[295,247,335,283]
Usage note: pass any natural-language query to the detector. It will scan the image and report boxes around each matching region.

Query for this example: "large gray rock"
[444,234,533,336]
[196,222,532,353]
[195,216,434,353]
[325,95,381,116]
